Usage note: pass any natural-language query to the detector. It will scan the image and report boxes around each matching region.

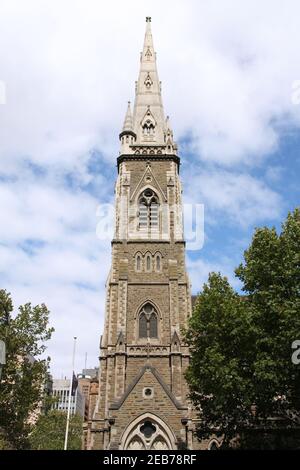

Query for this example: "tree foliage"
[185,208,300,448]
[29,410,83,450]
[0,290,54,449]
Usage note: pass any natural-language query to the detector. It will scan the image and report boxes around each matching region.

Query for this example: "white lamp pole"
[64,336,77,450]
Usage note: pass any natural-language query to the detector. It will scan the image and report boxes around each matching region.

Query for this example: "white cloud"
[183,168,282,228]
[265,166,284,183]
[0,167,111,376]
[0,0,299,376]
[1,0,300,170]
[163,0,300,165]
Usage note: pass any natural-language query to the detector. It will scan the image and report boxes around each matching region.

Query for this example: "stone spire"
[132,17,166,146]
[122,101,134,134]
[119,101,136,154]
[119,18,177,156]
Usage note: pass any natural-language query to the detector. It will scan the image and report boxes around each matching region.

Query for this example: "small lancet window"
[144,73,153,89]
[146,255,151,271]
[156,255,161,271]
[136,255,142,272]
[143,120,155,136]
[141,108,156,137]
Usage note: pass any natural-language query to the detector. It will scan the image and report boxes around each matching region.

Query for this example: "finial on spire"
[146,16,151,22]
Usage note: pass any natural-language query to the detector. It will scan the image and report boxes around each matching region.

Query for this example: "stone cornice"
[108,281,190,286]
[117,153,180,172]
[111,239,186,246]
[119,130,136,140]
[111,239,172,244]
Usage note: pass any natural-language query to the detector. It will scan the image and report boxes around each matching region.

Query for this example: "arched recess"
[154,251,162,272]
[120,413,176,450]
[134,300,162,343]
[127,436,145,450]
[208,439,220,450]
[145,251,152,272]
[135,252,143,272]
[141,107,156,138]
[134,299,162,321]
[138,303,158,339]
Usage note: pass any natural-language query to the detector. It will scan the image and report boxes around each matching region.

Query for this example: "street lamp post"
[0,339,6,381]
[64,337,77,450]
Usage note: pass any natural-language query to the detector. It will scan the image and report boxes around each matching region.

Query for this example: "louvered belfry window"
[138,303,158,339]
[138,189,159,229]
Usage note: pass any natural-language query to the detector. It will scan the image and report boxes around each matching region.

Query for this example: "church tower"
[89,18,197,450]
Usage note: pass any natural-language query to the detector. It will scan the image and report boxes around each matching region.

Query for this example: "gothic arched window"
[138,303,158,339]
[141,108,156,137]
[122,414,174,450]
[139,189,159,229]
[143,121,155,136]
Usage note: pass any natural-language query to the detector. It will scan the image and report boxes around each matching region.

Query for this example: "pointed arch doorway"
[120,413,176,450]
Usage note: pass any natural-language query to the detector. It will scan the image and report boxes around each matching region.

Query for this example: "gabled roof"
[109,364,187,410]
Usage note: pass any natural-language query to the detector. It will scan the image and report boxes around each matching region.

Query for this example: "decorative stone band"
[103,349,190,358]
[117,154,180,171]
[119,130,137,140]
[128,345,168,355]
[129,146,177,155]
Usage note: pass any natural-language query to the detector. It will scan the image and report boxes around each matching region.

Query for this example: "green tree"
[185,273,258,447]
[0,289,54,449]
[235,208,300,423]
[185,208,300,448]
[29,410,83,450]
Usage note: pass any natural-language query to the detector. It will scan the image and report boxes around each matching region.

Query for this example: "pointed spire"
[142,17,155,64]
[165,115,173,139]
[132,17,165,145]
[116,331,125,353]
[116,330,125,345]
[119,101,136,153]
[122,101,133,133]
[118,18,178,157]
[171,330,181,346]
[171,330,181,352]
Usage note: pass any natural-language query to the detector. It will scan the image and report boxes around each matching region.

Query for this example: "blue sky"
[183,129,300,293]
[0,0,299,376]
